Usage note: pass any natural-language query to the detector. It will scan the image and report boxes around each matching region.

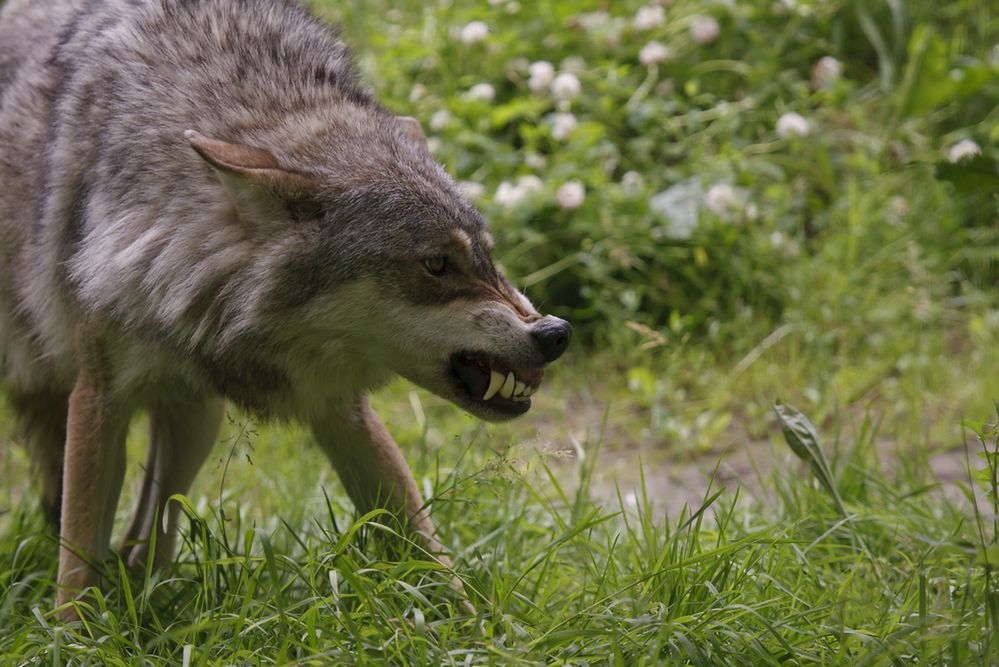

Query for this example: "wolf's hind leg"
[10,390,69,529]
[119,396,225,571]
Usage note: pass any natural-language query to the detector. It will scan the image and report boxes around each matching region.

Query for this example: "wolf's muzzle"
[532,316,572,363]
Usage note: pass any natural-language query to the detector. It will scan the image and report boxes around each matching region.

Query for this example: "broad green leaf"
[897,26,999,118]
[935,156,999,196]
[489,96,547,128]
[774,403,846,514]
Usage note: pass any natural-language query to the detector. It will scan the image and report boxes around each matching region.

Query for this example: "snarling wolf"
[0,0,571,617]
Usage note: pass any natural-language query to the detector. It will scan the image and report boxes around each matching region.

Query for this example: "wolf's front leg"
[56,331,130,621]
[120,397,225,570]
[310,396,468,598]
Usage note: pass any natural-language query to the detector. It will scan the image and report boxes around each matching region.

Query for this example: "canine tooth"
[514,381,526,396]
[499,372,516,399]
[483,371,505,401]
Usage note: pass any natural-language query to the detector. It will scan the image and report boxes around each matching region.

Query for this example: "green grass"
[3,0,999,662]
[2,396,998,664]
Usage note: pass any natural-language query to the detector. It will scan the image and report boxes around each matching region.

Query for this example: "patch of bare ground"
[526,395,989,518]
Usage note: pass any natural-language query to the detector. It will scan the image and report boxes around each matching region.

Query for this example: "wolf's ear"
[185,130,318,224]
[395,116,428,150]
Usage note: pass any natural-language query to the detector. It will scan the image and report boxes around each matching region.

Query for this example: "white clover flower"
[639,40,671,66]
[705,184,740,216]
[525,152,547,169]
[429,109,451,132]
[458,181,486,200]
[527,60,555,93]
[689,16,720,44]
[460,20,489,44]
[518,174,545,193]
[776,112,810,138]
[426,137,443,154]
[634,5,665,31]
[811,56,842,90]
[494,176,545,208]
[577,12,625,46]
[556,181,586,210]
[551,72,582,101]
[949,138,982,163]
[621,170,645,194]
[505,1,521,15]
[550,112,578,141]
[494,181,525,207]
[465,82,496,102]
[409,83,427,102]
[603,27,624,48]
[745,202,759,221]
[578,10,611,31]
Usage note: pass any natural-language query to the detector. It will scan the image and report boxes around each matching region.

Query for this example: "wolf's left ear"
[185,130,319,225]
[395,116,428,150]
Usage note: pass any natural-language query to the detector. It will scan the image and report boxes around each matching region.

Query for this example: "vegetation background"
[2,0,999,663]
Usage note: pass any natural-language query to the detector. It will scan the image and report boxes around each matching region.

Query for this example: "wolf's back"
[0,0,377,394]
[0,0,82,392]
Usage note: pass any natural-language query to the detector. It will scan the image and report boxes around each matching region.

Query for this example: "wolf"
[0,0,571,617]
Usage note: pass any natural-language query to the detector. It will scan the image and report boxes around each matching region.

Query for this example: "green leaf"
[489,96,548,128]
[977,544,999,567]
[774,403,846,514]
[897,26,999,118]
[935,156,999,196]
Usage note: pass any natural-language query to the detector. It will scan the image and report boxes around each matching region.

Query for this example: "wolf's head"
[186,111,570,421]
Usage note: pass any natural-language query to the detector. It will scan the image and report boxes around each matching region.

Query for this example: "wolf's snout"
[532,317,572,363]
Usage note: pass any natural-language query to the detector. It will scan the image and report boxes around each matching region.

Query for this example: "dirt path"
[528,399,987,518]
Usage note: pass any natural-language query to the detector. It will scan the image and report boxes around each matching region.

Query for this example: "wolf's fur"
[0,0,569,617]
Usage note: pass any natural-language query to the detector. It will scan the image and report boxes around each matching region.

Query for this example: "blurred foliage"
[315,0,999,355]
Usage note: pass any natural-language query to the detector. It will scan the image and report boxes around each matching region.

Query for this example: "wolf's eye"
[422,256,448,276]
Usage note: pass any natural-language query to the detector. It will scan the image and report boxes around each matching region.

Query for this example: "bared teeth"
[483,371,505,400]
[478,365,541,403]
[499,372,516,399]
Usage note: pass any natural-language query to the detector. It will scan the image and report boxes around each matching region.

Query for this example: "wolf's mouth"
[450,353,543,416]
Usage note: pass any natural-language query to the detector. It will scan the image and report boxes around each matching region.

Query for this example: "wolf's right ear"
[185,130,318,225]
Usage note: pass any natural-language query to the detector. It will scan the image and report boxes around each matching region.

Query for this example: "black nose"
[532,317,572,363]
